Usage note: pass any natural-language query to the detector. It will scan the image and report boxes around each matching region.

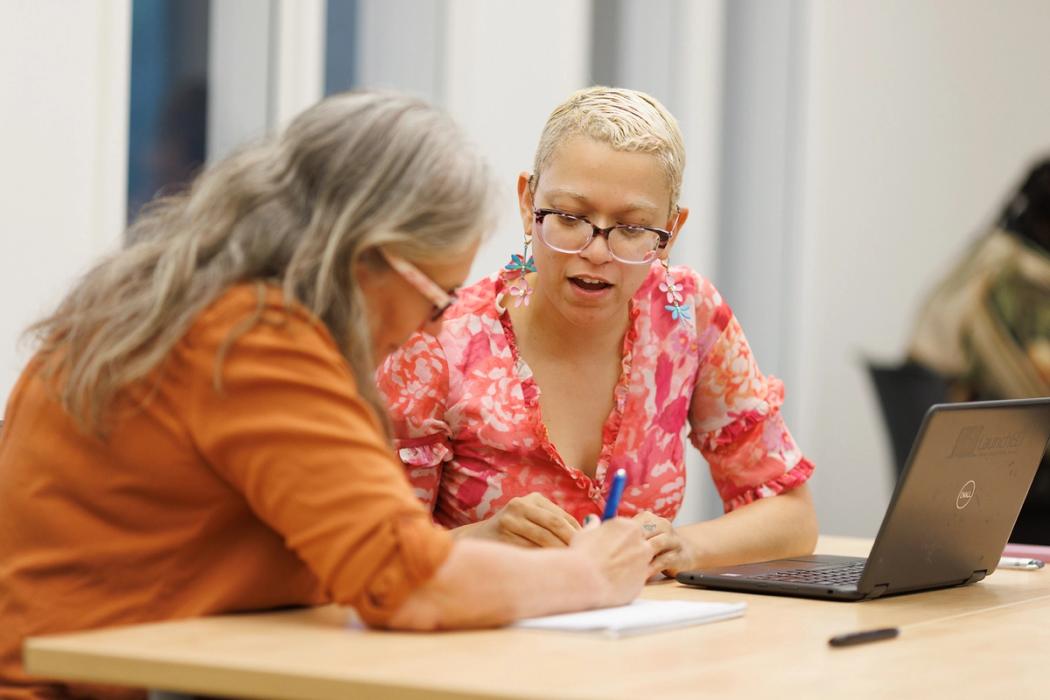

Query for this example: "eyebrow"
[541,188,661,217]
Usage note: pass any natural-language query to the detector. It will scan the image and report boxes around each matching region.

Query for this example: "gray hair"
[29,90,496,433]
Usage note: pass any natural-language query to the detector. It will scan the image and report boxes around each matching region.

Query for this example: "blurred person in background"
[908,157,1050,544]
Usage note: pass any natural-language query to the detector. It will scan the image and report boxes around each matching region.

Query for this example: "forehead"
[537,137,671,214]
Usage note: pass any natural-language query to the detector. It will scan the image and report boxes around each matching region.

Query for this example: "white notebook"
[514,599,746,639]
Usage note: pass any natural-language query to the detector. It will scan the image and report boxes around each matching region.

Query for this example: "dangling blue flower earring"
[659,258,691,323]
[503,233,536,307]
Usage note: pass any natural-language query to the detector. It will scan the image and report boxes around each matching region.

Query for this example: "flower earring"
[659,258,691,323]
[503,232,536,307]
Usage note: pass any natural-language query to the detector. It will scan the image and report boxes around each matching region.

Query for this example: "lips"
[568,275,613,292]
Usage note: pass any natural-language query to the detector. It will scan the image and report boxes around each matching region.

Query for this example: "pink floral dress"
[377,262,814,528]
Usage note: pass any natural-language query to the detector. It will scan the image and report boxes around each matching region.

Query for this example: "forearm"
[678,485,818,568]
[385,539,605,631]
[447,519,488,539]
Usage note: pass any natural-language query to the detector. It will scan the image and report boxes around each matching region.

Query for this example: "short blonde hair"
[531,86,686,209]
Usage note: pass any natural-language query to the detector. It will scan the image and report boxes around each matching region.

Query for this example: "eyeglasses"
[379,250,457,322]
[533,208,672,264]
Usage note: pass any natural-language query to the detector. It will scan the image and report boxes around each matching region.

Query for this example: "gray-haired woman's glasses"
[380,250,458,322]
[533,208,672,265]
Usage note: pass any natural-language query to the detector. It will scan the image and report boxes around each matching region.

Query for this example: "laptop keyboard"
[750,561,866,587]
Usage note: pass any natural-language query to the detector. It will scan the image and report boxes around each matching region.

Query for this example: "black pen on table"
[828,627,899,647]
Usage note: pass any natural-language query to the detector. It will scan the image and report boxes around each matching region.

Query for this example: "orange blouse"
[0,285,452,699]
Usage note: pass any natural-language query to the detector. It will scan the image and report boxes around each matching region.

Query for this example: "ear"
[352,252,393,298]
[516,171,535,235]
[661,206,690,257]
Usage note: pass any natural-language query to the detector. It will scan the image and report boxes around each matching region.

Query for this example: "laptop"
[676,398,1050,601]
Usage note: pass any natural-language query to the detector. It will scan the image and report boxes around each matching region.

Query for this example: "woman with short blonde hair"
[380,86,818,574]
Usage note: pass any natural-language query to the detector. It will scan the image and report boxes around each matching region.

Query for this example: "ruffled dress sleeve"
[688,302,814,512]
[376,332,454,512]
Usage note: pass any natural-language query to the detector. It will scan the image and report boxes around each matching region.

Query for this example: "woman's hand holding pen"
[571,517,651,606]
[633,512,701,578]
[455,493,580,547]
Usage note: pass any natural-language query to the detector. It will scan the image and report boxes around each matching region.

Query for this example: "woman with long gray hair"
[0,91,650,698]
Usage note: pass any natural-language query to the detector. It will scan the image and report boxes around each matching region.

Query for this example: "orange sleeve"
[179,296,452,626]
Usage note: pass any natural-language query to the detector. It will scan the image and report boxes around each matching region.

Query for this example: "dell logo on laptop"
[956,480,976,509]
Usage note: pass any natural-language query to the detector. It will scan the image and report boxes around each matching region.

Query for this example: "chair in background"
[866,360,950,480]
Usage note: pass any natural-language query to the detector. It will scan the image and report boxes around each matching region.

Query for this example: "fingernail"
[582,514,599,527]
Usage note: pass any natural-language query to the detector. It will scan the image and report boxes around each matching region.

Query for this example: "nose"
[578,229,614,264]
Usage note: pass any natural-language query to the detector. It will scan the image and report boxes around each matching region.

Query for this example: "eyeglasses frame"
[532,208,673,265]
[379,249,458,322]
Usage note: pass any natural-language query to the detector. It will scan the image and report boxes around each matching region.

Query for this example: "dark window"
[325,0,359,96]
[127,0,209,224]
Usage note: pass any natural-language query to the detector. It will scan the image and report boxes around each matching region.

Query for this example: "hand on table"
[633,512,700,578]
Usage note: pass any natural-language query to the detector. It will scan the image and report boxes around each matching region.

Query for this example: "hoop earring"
[659,258,691,323]
[503,233,536,307]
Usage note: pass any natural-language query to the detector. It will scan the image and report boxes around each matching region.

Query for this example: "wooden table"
[24,537,1050,699]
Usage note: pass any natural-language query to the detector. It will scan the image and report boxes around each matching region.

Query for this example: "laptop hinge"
[964,570,988,586]
[864,584,890,600]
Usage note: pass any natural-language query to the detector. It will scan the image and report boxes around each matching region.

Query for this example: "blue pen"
[601,468,628,520]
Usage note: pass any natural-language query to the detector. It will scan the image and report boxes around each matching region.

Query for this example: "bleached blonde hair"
[531,86,686,209]
[29,90,496,433]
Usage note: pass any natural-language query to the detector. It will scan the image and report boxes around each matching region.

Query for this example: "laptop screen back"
[859,399,1050,594]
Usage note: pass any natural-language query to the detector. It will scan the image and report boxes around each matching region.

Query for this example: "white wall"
[0,1,131,408]
[208,0,272,162]
[356,0,447,104]
[443,0,593,282]
[792,0,1050,535]
[271,0,326,128]
[209,0,325,163]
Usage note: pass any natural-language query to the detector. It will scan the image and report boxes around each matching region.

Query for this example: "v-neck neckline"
[494,276,640,487]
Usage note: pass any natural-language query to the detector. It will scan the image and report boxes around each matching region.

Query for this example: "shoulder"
[196,282,328,330]
[184,283,342,363]
[440,271,505,343]
[377,275,500,385]
[174,284,379,421]
[448,273,501,316]
[635,264,733,335]
[432,273,509,364]
[635,263,710,304]
[378,275,508,402]
[678,267,733,335]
